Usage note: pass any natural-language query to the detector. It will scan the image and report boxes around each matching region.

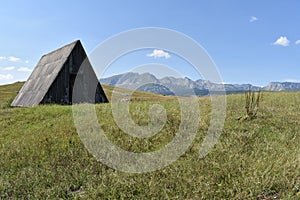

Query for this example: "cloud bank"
[0,74,13,81]
[3,66,15,71]
[0,55,26,62]
[17,67,32,72]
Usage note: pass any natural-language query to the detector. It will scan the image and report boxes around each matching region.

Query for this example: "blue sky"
[0,0,300,86]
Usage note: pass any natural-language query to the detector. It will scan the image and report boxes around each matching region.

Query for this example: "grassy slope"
[0,82,23,107]
[0,82,299,199]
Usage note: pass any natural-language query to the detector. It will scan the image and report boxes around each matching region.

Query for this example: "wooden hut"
[11,40,108,107]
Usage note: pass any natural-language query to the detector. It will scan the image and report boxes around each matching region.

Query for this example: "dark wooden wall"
[41,42,108,105]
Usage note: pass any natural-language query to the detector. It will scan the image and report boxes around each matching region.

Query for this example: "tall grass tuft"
[244,88,262,119]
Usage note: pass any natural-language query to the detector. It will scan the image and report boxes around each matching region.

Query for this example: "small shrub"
[244,88,262,119]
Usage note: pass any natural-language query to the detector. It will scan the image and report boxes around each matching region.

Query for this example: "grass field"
[0,82,299,199]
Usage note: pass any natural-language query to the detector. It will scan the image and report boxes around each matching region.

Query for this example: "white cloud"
[147,49,171,59]
[17,67,32,72]
[0,73,13,80]
[295,40,300,45]
[0,56,29,63]
[250,16,258,22]
[273,36,290,47]
[3,66,15,71]
[8,56,21,62]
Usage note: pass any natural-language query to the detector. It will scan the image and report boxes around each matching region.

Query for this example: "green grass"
[0,83,299,199]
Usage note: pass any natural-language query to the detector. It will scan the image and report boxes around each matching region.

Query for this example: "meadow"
[0,82,299,199]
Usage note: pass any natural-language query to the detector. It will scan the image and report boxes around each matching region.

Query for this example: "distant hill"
[137,83,175,96]
[263,82,300,91]
[101,72,300,96]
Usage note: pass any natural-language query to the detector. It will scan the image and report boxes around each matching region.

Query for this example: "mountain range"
[100,72,300,96]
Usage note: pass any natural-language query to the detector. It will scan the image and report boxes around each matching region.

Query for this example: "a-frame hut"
[11,40,108,107]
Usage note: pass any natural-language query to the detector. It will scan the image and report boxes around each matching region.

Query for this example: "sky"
[0,0,300,86]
